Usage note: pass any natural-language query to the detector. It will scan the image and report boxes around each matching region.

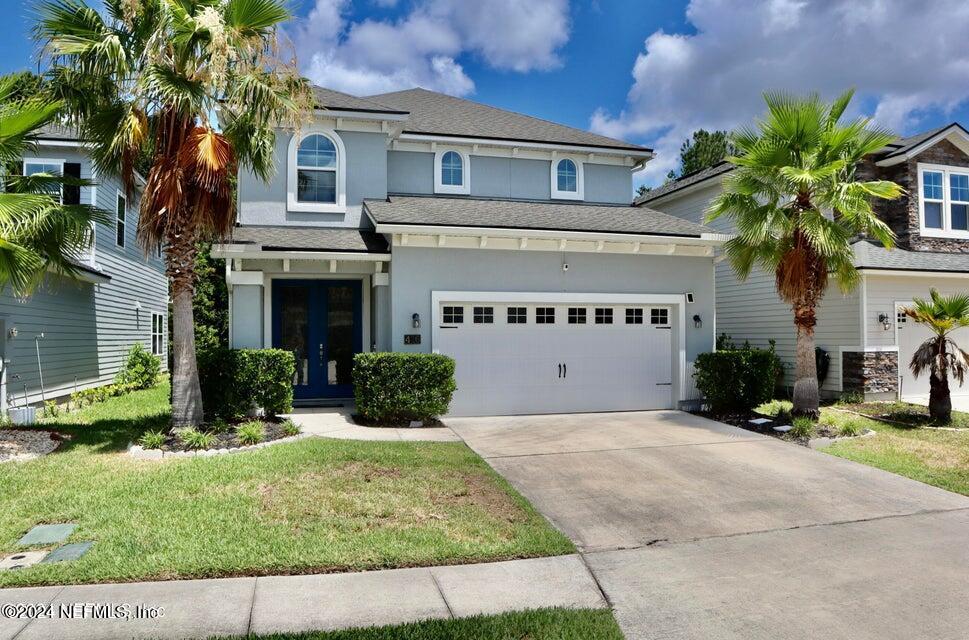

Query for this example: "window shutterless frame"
[918,163,969,238]
[23,159,65,203]
[433,148,471,195]
[550,156,584,200]
[287,128,347,213]
[115,190,126,247]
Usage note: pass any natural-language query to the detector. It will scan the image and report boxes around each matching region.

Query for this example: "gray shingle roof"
[635,161,734,205]
[874,122,969,160]
[852,240,969,273]
[229,225,389,253]
[312,87,408,114]
[35,124,81,141]
[364,195,713,238]
[366,88,651,153]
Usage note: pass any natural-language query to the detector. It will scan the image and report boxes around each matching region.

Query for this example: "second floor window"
[920,164,969,235]
[441,151,463,186]
[551,157,583,200]
[434,149,470,194]
[116,191,126,247]
[23,160,64,202]
[296,134,337,204]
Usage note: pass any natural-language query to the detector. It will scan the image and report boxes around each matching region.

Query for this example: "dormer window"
[287,128,346,213]
[434,149,470,194]
[551,157,584,200]
[919,163,969,237]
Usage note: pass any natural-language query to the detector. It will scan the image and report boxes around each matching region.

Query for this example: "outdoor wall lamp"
[878,313,891,330]
[693,314,702,329]
[412,313,421,329]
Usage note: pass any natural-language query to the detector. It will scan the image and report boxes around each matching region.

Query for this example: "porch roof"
[853,240,969,273]
[364,195,715,238]
[226,225,389,253]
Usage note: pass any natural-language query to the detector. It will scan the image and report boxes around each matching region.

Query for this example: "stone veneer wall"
[857,138,969,253]
[842,350,898,398]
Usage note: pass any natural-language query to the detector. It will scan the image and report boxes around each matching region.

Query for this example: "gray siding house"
[639,123,969,403]
[215,87,720,416]
[1,127,169,411]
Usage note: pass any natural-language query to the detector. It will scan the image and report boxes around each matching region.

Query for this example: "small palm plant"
[901,289,969,423]
[708,90,902,417]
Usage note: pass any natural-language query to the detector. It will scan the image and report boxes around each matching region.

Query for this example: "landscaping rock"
[773,425,793,433]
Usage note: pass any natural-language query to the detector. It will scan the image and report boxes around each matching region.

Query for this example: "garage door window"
[651,308,669,325]
[595,308,613,324]
[536,307,555,324]
[626,308,643,324]
[568,307,587,324]
[507,307,527,323]
[473,306,494,324]
[443,306,464,324]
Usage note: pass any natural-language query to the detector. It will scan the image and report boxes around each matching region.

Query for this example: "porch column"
[228,270,265,349]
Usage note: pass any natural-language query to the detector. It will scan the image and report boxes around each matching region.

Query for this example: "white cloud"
[592,0,969,185]
[293,0,570,97]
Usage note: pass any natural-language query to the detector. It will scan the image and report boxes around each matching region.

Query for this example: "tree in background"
[37,0,312,427]
[707,90,902,417]
[0,73,108,296]
[666,129,735,181]
[636,184,651,198]
[193,241,228,354]
[902,289,969,423]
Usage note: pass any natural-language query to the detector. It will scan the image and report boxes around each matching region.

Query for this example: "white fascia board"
[875,126,969,167]
[313,108,409,122]
[210,245,391,262]
[373,223,723,247]
[856,268,969,279]
[397,133,654,160]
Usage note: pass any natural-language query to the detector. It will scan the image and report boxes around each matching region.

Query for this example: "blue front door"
[272,280,362,400]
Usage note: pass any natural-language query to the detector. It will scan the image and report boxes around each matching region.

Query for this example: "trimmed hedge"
[693,338,782,412]
[198,348,296,418]
[353,352,456,423]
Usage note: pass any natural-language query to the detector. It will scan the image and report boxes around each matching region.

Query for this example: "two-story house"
[214,87,721,416]
[638,123,969,405]
[1,125,169,412]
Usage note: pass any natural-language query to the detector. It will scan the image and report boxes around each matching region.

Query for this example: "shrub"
[789,417,816,439]
[837,419,863,437]
[43,400,60,419]
[198,348,296,419]
[208,417,232,434]
[838,391,865,405]
[139,430,166,450]
[694,339,783,413]
[177,427,215,450]
[281,419,300,437]
[236,421,265,445]
[353,352,456,423]
[116,343,161,390]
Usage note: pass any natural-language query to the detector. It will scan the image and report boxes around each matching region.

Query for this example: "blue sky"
[5,0,969,187]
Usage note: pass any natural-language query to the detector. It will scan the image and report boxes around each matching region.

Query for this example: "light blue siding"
[584,163,633,204]
[387,150,433,195]
[1,146,168,407]
[469,156,550,200]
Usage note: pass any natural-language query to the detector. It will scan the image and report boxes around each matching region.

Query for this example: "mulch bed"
[159,419,292,452]
[692,409,843,444]
[351,415,445,429]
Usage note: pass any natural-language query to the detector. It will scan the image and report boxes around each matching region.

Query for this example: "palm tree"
[36,0,311,427]
[901,289,969,423]
[707,90,902,417]
[0,72,107,297]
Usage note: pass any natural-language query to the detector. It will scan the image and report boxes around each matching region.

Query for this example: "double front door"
[272,280,362,400]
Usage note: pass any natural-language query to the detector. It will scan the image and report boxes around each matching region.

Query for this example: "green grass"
[0,382,573,588]
[756,399,969,496]
[232,608,623,640]
[836,400,969,428]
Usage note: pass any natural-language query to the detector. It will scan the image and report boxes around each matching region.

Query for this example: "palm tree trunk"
[929,339,952,423]
[171,282,203,427]
[792,303,820,418]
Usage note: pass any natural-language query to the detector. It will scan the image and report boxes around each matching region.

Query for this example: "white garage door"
[436,301,673,416]
[897,305,969,400]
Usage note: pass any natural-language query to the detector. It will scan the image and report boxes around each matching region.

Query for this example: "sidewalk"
[0,555,605,640]
[287,406,462,442]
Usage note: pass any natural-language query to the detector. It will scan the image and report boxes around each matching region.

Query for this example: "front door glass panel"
[280,285,311,388]
[327,285,355,386]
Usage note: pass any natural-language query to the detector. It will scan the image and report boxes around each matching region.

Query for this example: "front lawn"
[757,399,969,496]
[236,608,623,640]
[0,382,573,588]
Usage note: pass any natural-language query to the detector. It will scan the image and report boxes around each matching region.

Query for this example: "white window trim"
[115,189,127,248]
[287,127,347,213]
[433,148,471,195]
[918,162,969,239]
[23,158,65,203]
[151,311,166,356]
[550,156,584,201]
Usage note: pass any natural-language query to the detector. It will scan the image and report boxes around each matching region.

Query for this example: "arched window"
[296,134,337,203]
[287,128,346,212]
[551,157,583,200]
[441,151,463,186]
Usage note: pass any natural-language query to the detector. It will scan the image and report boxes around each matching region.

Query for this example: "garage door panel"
[438,301,674,416]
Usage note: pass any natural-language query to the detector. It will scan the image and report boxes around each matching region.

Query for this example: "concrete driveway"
[447,410,969,640]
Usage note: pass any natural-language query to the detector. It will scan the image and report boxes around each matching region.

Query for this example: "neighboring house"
[214,87,720,416]
[0,125,169,411]
[637,123,969,403]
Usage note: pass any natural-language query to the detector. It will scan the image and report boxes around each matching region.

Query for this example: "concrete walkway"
[286,406,461,442]
[0,555,604,640]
